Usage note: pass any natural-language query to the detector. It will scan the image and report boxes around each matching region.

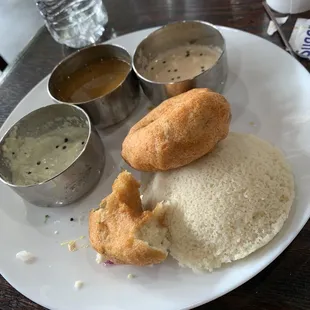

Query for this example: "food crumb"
[249,121,257,127]
[54,230,59,235]
[74,280,84,290]
[16,251,36,263]
[68,241,77,252]
[60,236,85,251]
[44,215,50,224]
[103,260,114,266]
[96,253,104,264]
[60,236,85,252]
[127,273,136,279]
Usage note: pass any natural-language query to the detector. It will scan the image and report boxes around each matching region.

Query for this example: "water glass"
[35,0,108,48]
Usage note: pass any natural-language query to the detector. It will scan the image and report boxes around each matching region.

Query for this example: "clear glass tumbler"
[35,0,108,48]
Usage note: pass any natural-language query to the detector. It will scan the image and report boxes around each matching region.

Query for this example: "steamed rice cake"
[141,132,295,272]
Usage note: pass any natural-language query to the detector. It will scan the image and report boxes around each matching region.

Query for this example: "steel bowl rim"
[0,103,94,189]
[132,20,227,86]
[47,43,134,105]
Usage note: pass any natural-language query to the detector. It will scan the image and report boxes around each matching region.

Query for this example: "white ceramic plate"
[0,26,310,310]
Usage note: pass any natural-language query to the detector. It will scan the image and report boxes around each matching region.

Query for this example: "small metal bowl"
[48,44,141,129]
[0,104,105,207]
[133,20,227,105]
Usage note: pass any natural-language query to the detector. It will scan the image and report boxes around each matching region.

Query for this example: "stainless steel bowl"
[133,20,228,105]
[48,44,141,129]
[0,104,105,207]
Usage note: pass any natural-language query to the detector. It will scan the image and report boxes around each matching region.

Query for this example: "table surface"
[0,0,309,309]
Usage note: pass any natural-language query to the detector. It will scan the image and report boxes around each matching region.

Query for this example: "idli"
[141,132,295,272]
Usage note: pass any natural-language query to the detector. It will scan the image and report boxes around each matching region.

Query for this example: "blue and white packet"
[289,18,310,60]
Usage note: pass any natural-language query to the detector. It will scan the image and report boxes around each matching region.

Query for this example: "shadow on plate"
[223,71,261,134]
